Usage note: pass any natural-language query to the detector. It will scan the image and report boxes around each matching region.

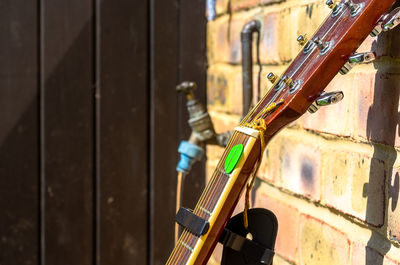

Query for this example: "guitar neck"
[167,129,261,265]
[166,0,397,264]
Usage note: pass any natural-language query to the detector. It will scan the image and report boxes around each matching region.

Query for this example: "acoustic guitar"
[166,0,400,264]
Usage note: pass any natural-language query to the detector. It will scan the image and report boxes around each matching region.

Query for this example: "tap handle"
[176,81,197,100]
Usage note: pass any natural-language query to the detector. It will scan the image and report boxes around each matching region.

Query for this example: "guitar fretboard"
[166,131,252,265]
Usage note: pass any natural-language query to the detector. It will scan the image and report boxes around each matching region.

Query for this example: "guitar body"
[166,0,398,264]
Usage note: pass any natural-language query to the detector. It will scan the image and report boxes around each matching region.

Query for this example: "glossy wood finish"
[249,0,398,140]
[166,0,397,264]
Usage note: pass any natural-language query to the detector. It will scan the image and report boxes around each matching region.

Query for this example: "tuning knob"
[340,52,376,75]
[382,7,400,32]
[326,0,336,9]
[344,0,361,16]
[312,37,331,54]
[267,72,278,84]
[282,76,294,88]
[297,35,308,46]
[370,7,400,37]
[308,91,344,113]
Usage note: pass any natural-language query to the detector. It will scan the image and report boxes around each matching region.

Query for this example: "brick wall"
[206,0,400,264]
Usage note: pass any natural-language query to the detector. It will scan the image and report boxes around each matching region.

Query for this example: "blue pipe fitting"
[176,141,205,173]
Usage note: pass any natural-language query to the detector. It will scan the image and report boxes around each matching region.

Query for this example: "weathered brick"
[260,10,280,64]
[254,191,299,263]
[384,257,400,265]
[215,0,229,15]
[356,32,391,59]
[322,148,386,227]
[207,16,230,64]
[231,0,259,11]
[300,73,354,137]
[299,215,350,265]
[208,11,265,65]
[354,69,400,146]
[258,135,281,183]
[207,64,243,114]
[351,242,400,265]
[351,242,384,265]
[208,110,240,132]
[260,0,282,5]
[273,255,293,265]
[388,166,400,243]
[277,133,321,201]
[390,26,400,58]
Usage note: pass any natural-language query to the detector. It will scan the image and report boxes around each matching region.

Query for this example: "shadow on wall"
[365,3,400,264]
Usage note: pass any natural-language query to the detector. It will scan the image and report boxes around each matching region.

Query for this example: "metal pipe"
[241,20,261,116]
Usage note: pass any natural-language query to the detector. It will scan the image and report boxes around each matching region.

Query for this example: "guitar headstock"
[241,0,398,139]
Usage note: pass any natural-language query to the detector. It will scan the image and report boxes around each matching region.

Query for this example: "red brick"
[277,137,321,201]
[355,70,400,146]
[299,215,350,265]
[254,192,299,263]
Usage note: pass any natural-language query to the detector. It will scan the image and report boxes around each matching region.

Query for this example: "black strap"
[219,228,275,265]
[174,207,209,236]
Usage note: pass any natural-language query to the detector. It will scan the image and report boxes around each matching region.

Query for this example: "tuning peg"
[312,37,331,54]
[382,8,400,32]
[344,0,361,16]
[325,0,336,9]
[282,76,294,88]
[267,72,278,84]
[308,91,344,114]
[297,35,308,46]
[339,52,376,75]
[370,7,400,37]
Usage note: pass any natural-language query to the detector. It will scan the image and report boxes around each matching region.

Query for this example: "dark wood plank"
[178,0,207,221]
[43,1,94,264]
[150,0,180,264]
[0,1,39,264]
[99,0,149,264]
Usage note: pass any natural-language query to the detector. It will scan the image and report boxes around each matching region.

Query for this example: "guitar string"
[178,133,248,265]
[166,132,243,265]
[168,7,347,264]
[180,133,248,264]
[169,136,244,262]
[174,133,246,264]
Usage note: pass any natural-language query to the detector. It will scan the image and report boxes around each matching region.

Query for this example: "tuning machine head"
[267,72,278,84]
[370,7,400,37]
[297,35,308,46]
[344,0,362,16]
[326,0,336,9]
[308,91,344,113]
[340,52,376,75]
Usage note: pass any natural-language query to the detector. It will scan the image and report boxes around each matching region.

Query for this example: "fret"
[179,241,194,252]
[198,206,212,216]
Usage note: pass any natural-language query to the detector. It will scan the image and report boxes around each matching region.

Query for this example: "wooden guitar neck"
[166,0,397,264]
